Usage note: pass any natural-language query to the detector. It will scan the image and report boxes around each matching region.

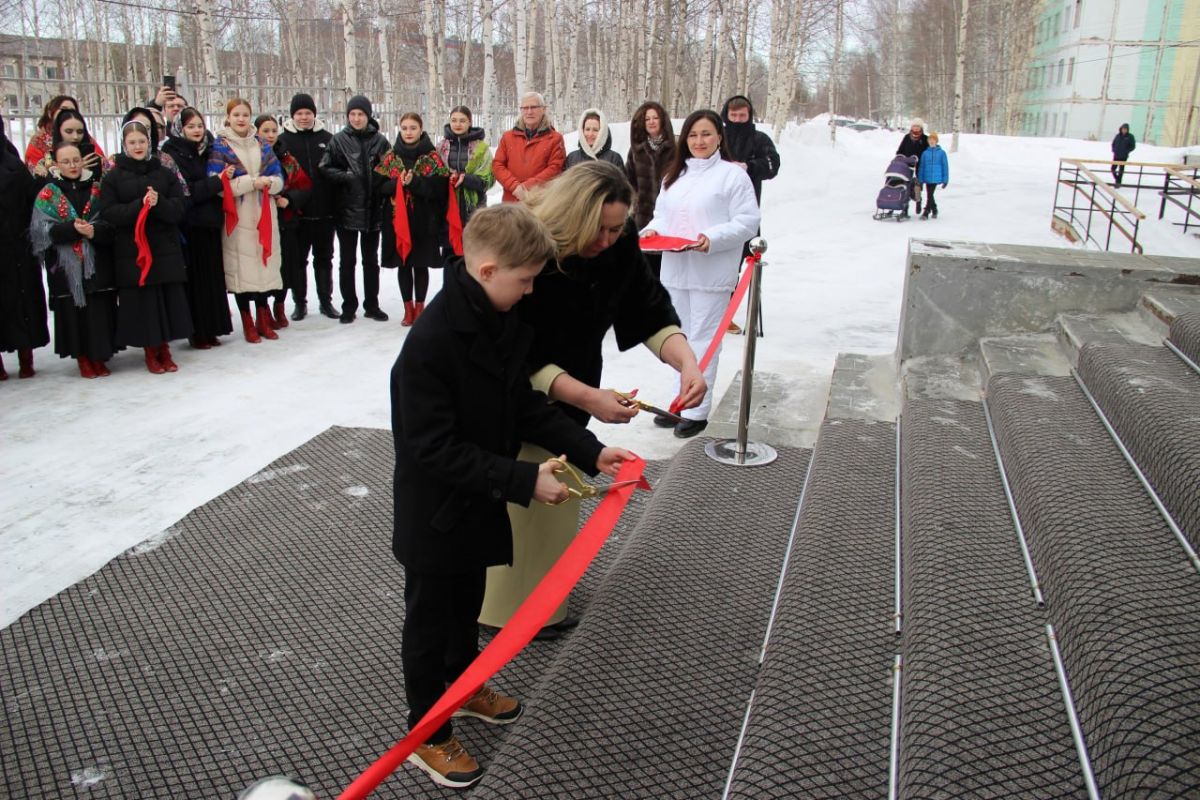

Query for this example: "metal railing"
[1052,158,1200,252]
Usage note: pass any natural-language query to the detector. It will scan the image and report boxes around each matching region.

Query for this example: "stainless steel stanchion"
[705,238,779,467]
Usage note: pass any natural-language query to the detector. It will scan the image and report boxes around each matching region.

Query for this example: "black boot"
[291,301,307,321]
[319,300,339,319]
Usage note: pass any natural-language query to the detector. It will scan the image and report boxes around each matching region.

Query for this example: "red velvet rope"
[336,457,650,800]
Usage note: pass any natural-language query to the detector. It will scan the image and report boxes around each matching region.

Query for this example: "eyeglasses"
[519,105,544,112]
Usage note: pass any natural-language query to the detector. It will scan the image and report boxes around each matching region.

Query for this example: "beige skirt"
[478,443,580,628]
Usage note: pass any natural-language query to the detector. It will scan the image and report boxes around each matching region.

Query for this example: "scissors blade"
[637,401,684,424]
[595,479,649,495]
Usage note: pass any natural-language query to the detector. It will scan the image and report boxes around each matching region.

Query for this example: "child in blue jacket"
[917,132,949,219]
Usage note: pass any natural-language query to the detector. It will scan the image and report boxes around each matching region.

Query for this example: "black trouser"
[336,227,381,314]
[1111,163,1125,185]
[295,218,336,306]
[923,183,938,214]
[402,567,486,745]
[234,292,268,312]
[272,224,299,304]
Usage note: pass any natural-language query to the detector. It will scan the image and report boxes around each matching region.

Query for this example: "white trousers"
[666,287,729,421]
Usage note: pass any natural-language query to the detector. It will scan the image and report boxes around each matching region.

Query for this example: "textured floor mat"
[988,375,1200,797]
[1169,311,1200,365]
[471,440,809,800]
[726,419,896,800]
[900,399,1085,799]
[0,426,662,799]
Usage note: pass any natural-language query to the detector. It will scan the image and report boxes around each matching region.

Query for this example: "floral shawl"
[375,148,449,210]
[436,137,493,219]
[29,180,102,307]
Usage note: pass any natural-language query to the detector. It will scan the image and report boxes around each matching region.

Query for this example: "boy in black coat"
[391,203,633,789]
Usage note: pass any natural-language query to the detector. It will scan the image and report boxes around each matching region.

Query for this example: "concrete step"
[901,353,983,402]
[1138,289,1200,337]
[725,419,896,799]
[1055,310,1159,366]
[825,352,899,422]
[1169,311,1200,367]
[898,398,1086,798]
[471,440,810,799]
[979,334,1071,384]
[986,373,1200,796]
[709,369,827,449]
[1075,341,1200,552]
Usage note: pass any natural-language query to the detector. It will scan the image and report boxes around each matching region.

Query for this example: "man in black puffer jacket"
[318,94,391,323]
[280,93,336,320]
[720,95,780,205]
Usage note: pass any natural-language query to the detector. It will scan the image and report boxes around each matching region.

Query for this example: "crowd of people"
[5,84,788,791]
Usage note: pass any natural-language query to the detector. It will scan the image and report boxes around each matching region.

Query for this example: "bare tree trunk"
[376,18,395,119]
[829,0,843,144]
[342,0,358,97]
[423,0,445,114]
[480,0,497,137]
[514,0,529,95]
[950,0,969,151]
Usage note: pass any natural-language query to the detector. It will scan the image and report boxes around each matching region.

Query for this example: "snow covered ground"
[3,117,1196,628]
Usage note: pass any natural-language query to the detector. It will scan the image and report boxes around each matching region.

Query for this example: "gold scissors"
[546,456,648,502]
[611,389,684,425]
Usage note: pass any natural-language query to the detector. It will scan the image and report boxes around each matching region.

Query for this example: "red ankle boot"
[78,356,98,379]
[256,306,279,340]
[158,343,178,372]
[241,309,261,343]
[413,302,425,322]
[144,347,166,374]
[401,301,416,326]
[17,349,34,378]
[0,354,8,380]
[94,360,111,377]
[273,299,289,329]
[189,336,212,350]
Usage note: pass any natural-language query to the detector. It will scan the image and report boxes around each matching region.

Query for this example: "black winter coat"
[517,221,682,427]
[441,124,490,195]
[1112,130,1136,161]
[0,125,49,351]
[162,134,225,229]
[721,96,781,203]
[391,261,604,573]
[42,174,116,299]
[280,120,334,219]
[318,120,391,231]
[381,132,448,269]
[565,138,625,170]
[98,154,188,288]
[897,132,929,160]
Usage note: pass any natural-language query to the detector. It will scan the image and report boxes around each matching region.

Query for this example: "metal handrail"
[1060,160,1145,217]
[1053,159,1146,253]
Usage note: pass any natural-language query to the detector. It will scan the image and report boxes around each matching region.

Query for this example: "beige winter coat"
[215,126,283,293]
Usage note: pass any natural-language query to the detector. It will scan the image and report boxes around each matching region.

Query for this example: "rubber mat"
[0,426,661,799]
[1077,341,1200,549]
[1169,311,1200,365]
[471,440,809,800]
[725,419,895,800]
[987,375,1200,797]
[899,399,1085,799]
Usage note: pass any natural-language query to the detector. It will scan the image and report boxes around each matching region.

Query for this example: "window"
[1,64,14,78]
[1074,0,1082,28]
[1067,57,1075,82]
[4,94,17,110]
[25,65,39,78]
[44,66,59,79]
[1058,58,1066,85]
[29,93,42,109]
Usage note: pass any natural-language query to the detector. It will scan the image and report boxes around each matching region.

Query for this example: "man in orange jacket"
[492,92,566,203]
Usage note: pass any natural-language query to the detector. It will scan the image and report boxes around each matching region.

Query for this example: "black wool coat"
[1112,131,1136,162]
[391,261,604,574]
[721,96,781,203]
[517,221,682,426]
[97,154,188,288]
[280,121,334,220]
[162,134,225,229]
[897,132,929,160]
[42,174,116,299]
[318,121,391,232]
[0,132,49,351]
[381,132,448,269]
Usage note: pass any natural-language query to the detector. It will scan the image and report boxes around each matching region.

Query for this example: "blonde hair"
[463,204,557,271]
[523,161,632,260]
[927,131,939,142]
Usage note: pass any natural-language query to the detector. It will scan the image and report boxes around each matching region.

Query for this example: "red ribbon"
[134,200,153,286]
[669,252,761,415]
[393,181,412,263]
[336,457,650,800]
[446,186,463,257]
[258,189,273,266]
[221,171,238,236]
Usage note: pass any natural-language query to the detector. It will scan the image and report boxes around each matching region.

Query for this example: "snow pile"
[2,118,1196,627]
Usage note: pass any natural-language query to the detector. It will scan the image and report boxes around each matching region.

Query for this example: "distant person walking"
[492,92,565,202]
[897,118,929,214]
[917,132,949,220]
[565,108,624,170]
[1111,123,1136,187]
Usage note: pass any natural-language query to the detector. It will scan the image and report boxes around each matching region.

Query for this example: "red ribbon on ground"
[446,187,463,257]
[336,457,650,800]
[258,189,273,266]
[393,181,412,263]
[669,252,761,415]
[133,201,153,286]
[221,172,238,236]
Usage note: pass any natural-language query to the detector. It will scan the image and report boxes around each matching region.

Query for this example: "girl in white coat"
[641,109,760,437]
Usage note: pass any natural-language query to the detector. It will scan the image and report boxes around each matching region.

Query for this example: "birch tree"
[341,0,358,96]
[950,0,968,151]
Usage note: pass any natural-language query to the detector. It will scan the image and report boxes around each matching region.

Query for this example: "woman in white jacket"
[208,98,284,343]
[641,109,760,437]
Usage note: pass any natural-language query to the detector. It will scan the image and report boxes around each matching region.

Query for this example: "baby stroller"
[873,155,919,221]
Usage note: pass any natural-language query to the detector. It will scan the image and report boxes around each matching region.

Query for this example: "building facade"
[1021,0,1199,146]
